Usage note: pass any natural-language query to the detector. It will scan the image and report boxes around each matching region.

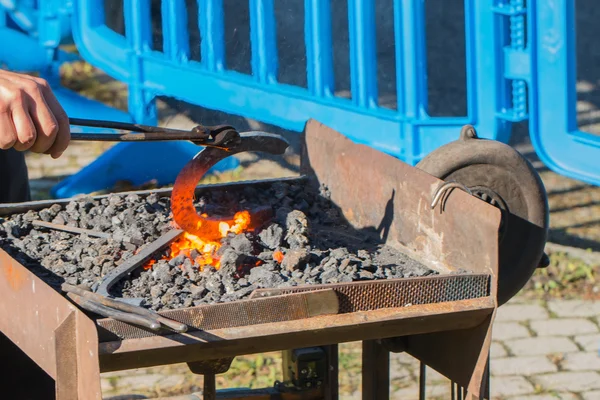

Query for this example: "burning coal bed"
[0,181,438,311]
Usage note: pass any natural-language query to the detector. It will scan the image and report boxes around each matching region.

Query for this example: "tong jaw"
[190,125,242,149]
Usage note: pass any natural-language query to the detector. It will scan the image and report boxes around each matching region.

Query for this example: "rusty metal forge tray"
[0,120,502,399]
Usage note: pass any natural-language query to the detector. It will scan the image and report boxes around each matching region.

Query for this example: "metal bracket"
[430,181,473,213]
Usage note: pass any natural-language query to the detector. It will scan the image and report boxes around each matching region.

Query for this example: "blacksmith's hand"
[0,69,70,158]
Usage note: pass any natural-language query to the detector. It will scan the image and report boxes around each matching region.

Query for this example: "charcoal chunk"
[38,209,53,222]
[258,251,273,261]
[281,248,310,271]
[330,247,349,260]
[77,197,95,212]
[161,289,176,306]
[125,193,140,203]
[404,265,434,277]
[291,270,304,280]
[108,194,124,206]
[219,249,243,270]
[286,210,309,236]
[146,193,160,205]
[270,203,286,221]
[182,296,193,308]
[258,224,283,250]
[287,234,308,250]
[168,254,186,267]
[272,182,289,200]
[64,263,78,275]
[320,268,339,283]
[65,276,78,285]
[190,284,207,298]
[248,266,284,288]
[357,250,370,259]
[222,276,237,294]
[182,259,195,278]
[231,284,257,300]
[374,266,386,279]
[230,234,253,254]
[174,275,185,286]
[153,263,172,284]
[294,199,310,212]
[358,270,374,280]
[150,285,164,298]
[206,277,224,294]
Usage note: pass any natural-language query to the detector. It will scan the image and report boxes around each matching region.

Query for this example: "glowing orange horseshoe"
[170,132,289,241]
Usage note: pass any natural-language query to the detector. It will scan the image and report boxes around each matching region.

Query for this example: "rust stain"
[344,207,355,221]
[3,259,26,291]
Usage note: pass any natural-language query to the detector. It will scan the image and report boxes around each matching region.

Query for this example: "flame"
[273,250,284,263]
[143,210,252,271]
[143,259,157,270]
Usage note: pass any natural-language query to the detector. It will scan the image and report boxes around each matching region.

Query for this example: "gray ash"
[0,181,437,311]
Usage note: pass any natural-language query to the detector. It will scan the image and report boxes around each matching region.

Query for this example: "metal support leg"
[203,374,216,400]
[419,362,427,400]
[362,340,389,400]
[324,345,339,400]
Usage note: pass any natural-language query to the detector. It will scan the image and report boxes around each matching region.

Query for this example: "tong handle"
[68,118,239,148]
[65,292,161,331]
[62,283,188,333]
[70,117,209,134]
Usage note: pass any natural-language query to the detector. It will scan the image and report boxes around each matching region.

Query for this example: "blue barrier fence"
[1,0,599,195]
[72,0,511,165]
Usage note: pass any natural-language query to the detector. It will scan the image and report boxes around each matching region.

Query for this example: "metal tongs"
[62,283,187,332]
[69,117,242,150]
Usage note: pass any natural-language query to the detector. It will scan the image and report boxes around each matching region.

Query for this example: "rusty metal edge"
[95,288,342,341]
[92,273,489,341]
[0,248,103,399]
[248,273,490,299]
[97,297,495,372]
[300,119,502,278]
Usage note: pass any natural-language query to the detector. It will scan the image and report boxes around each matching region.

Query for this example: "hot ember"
[143,210,252,271]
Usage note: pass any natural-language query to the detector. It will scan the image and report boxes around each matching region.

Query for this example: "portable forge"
[0,119,549,400]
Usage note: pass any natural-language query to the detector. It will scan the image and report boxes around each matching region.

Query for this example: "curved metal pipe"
[170,132,289,240]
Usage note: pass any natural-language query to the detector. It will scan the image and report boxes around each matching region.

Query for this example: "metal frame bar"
[249,0,278,83]
[198,0,225,71]
[348,0,378,108]
[161,0,190,62]
[304,0,334,97]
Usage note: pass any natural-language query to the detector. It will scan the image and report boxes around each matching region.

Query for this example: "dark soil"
[0,180,438,311]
